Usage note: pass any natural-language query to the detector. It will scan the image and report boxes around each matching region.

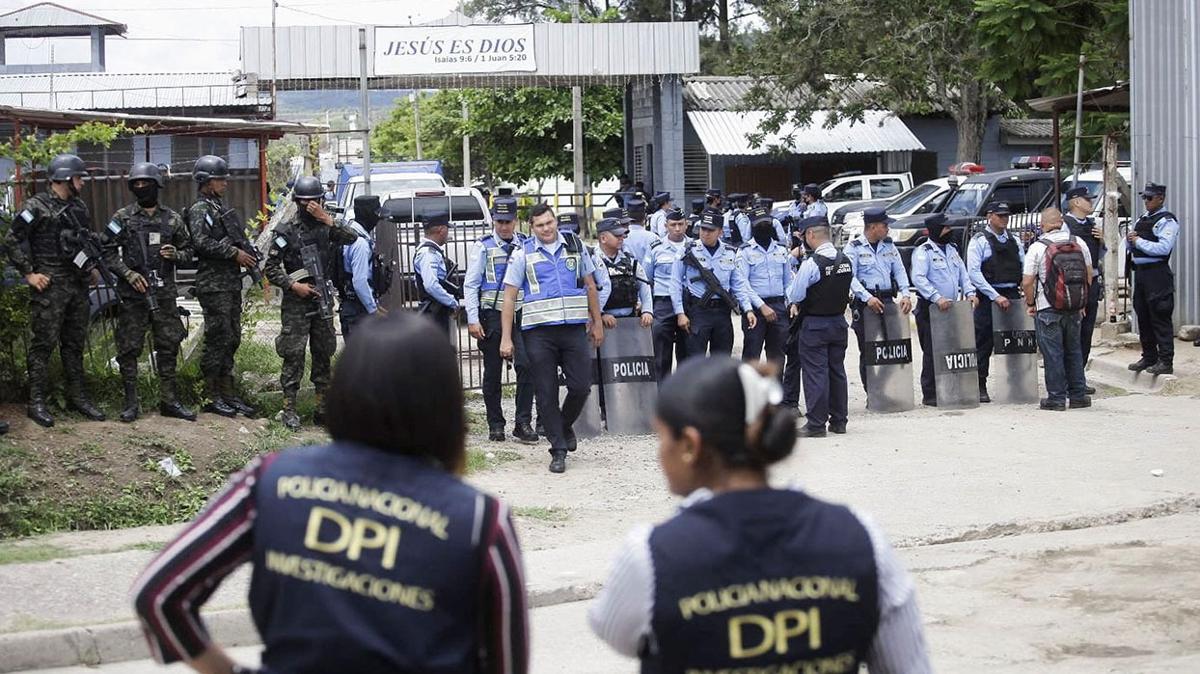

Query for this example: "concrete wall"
[903,115,1054,175]
[628,77,685,200]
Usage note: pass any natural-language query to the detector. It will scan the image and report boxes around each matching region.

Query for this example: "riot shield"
[862,303,916,413]
[990,303,1039,404]
[598,316,658,435]
[559,357,602,439]
[929,301,980,409]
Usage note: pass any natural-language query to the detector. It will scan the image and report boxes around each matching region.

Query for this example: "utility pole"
[462,97,471,187]
[571,0,586,232]
[1102,134,1122,325]
[358,28,371,194]
[412,92,423,160]
[1070,52,1086,185]
[270,0,278,119]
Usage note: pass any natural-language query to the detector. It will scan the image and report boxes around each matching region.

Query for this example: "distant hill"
[276,89,413,122]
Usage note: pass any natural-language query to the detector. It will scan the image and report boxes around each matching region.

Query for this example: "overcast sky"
[0,0,461,73]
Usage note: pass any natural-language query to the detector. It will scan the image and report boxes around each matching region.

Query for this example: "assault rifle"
[217,206,263,285]
[300,243,337,321]
[134,231,163,313]
[56,204,122,305]
[680,247,741,315]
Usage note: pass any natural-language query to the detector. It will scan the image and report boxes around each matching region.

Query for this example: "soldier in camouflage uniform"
[101,163,196,423]
[2,154,106,427]
[264,176,359,430]
[187,155,259,418]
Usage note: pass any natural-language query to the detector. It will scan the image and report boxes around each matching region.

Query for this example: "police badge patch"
[566,257,578,271]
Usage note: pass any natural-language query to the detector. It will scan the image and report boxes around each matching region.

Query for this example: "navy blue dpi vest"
[644,490,879,674]
[250,443,492,674]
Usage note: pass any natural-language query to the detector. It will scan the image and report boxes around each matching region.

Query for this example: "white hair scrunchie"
[737,363,783,424]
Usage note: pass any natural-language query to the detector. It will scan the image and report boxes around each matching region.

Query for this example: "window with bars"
[683,145,709,195]
[633,145,645,185]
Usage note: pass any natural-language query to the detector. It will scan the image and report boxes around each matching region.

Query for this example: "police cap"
[755,197,775,210]
[690,197,705,213]
[557,212,580,232]
[705,188,722,199]
[862,206,895,226]
[802,183,821,198]
[666,208,686,222]
[602,207,632,224]
[698,209,723,230]
[795,216,827,235]
[491,196,518,221]
[924,213,950,239]
[1064,186,1091,201]
[624,198,647,217]
[752,206,774,225]
[596,217,628,237]
[423,213,450,230]
[986,201,1012,215]
[1140,182,1167,198]
[727,192,749,205]
[653,191,672,207]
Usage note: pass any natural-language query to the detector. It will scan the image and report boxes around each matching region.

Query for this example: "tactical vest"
[520,233,589,330]
[978,230,1022,284]
[1132,210,1175,262]
[643,490,879,674]
[601,251,640,311]
[273,219,334,283]
[249,443,494,674]
[478,233,525,311]
[1064,213,1102,273]
[19,193,85,271]
[109,207,178,297]
[413,241,457,303]
[804,253,853,316]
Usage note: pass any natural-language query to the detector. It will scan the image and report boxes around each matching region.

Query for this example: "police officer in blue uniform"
[672,210,754,359]
[753,197,790,244]
[621,198,660,263]
[592,217,654,329]
[911,214,978,406]
[737,207,795,364]
[722,193,752,245]
[339,195,388,340]
[1063,186,1104,393]
[787,218,853,438]
[133,314,531,674]
[413,214,460,335]
[848,207,913,391]
[798,183,827,221]
[465,197,538,444]
[500,204,605,474]
[1127,182,1181,375]
[966,201,1025,403]
[589,357,932,673]
[645,209,692,381]
[649,191,673,238]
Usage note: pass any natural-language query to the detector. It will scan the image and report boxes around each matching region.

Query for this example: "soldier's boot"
[119,380,140,423]
[26,395,54,428]
[158,380,196,422]
[222,376,257,418]
[312,390,327,427]
[202,378,237,418]
[67,388,106,422]
[0,419,7,435]
[1128,356,1157,372]
[281,400,301,431]
[1146,360,1174,376]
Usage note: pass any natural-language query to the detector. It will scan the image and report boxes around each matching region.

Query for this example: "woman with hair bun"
[589,357,930,673]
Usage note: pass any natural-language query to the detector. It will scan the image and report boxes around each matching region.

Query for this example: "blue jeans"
[1035,309,1087,403]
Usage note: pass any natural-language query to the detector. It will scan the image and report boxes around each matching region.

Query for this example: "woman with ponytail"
[589,357,931,673]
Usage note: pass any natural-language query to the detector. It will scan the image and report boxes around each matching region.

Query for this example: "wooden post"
[1102,134,1121,324]
[1051,112,1061,206]
[258,134,269,225]
[12,120,22,207]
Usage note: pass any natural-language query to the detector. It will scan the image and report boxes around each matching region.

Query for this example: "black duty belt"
[868,288,897,299]
[653,295,674,303]
[760,295,785,304]
[1133,261,1170,270]
[693,297,729,309]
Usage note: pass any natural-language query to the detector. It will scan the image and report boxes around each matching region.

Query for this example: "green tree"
[737,0,1005,163]
[372,87,623,188]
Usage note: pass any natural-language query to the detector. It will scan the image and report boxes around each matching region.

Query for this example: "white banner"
[374,24,537,75]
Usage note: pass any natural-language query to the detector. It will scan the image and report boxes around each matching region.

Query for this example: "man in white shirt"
[1021,208,1093,412]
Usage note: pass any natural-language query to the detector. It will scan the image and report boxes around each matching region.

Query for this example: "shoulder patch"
[107,220,122,235]
[18,209,34,224]
[650,239,662,249]
[274,236,288,249]
[848,238,862,247]
[882,236,893,244]
[480,233,495,243]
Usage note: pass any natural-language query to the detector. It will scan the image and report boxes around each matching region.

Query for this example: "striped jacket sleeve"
[130,453,277,664]
[476,495,530,674]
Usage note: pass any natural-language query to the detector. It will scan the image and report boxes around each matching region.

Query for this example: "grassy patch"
[512,506,570,522]
[465,448,523,474]
[0,542,73,565]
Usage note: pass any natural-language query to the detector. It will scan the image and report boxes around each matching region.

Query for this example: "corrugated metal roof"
[1131,0,1199,326]
[684,76,890,112]
[999,118,1053,139]
[0,72,267,111]
[0,2,125,37]
[687,109,925,156]
[0,104,326,139]
[240,22,700,86]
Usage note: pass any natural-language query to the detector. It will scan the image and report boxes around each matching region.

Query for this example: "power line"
[277,3,363,24]
[123,36,240,42]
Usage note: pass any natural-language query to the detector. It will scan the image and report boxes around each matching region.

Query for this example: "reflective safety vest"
[520,233,589,329]
[643,490,879,674]
[479,232,525,311]
[249,442,496,673]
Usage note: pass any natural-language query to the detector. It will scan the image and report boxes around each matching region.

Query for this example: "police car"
[834,177,953,246]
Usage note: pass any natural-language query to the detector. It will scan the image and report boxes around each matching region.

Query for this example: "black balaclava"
[131,183,159,208]
[296,199,321,224]
[752,222,775,249]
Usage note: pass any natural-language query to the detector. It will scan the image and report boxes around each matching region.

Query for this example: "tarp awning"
[687,109,925,156]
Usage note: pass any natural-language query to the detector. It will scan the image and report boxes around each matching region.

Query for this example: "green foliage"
[265,135,304,192]
[0,121,144,171]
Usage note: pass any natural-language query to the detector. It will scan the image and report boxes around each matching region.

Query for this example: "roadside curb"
[1087,353,1177,393]
[0,583,600,672]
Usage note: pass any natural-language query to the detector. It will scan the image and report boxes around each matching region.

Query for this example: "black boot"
[160,400,197,421]
[489,425,506,442]
[513,422,538,444]
[1128,357,1157,372]
[119,381,140,423]
[0,419,8,435]
[548,449,567,474]
[203,377,236,417]
[69,396,106,422]
[978,384,991,404]
[26,399,53,428]
[281,403,301,431]
[1146,361,1173,376]
[312,391,326,427]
